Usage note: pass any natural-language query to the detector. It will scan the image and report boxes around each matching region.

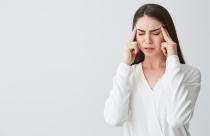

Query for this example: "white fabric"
[104,55,201,136]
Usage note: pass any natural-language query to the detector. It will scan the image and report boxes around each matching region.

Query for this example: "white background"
[0,0,209,136]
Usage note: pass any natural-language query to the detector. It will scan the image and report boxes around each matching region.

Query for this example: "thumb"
[135,47,139,54]
[161,43,167,56]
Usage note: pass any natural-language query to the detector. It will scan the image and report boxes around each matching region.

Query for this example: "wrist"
[121,59,132,66]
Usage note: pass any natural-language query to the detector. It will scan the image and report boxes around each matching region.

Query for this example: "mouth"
[144,47,154,52]
[144,47,154,49]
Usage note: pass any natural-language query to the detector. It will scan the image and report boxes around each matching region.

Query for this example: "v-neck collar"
[137,62,166,93]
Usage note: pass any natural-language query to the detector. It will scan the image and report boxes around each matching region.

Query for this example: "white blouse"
[104,55,201,136]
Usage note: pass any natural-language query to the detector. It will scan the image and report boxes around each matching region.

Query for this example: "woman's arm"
[104,62,133,126]
[164,55,201,128]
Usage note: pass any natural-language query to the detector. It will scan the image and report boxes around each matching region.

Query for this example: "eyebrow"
[137,27,161,32]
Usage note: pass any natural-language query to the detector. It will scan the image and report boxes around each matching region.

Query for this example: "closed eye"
[152,33,160,35]
[138,33,144,35]
[137,31,160,36]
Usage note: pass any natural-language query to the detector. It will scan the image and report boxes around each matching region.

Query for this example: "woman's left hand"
[160,25,178,57]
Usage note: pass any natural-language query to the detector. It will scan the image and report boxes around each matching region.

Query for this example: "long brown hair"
[131,3,185,65]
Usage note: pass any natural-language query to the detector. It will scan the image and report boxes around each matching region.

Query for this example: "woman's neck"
[142,54,166,69]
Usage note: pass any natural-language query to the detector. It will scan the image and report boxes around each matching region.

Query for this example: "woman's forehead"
[135,16,162,30]
[136,24,162,31]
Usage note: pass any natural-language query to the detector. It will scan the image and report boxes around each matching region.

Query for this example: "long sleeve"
[164,55,201,128]
[104,62,133,126]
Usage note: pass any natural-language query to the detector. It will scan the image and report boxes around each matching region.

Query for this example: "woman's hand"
[121,27,140,65]
[161,25,178,57]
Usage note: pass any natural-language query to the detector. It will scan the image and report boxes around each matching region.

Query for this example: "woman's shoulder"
[180,63,200,73]
[180,63,201,82]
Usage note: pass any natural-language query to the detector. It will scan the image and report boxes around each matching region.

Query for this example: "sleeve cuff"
[166,55,180,70]
[116,62,132,77]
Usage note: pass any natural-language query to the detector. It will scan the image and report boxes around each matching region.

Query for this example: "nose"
[144,33,152,44]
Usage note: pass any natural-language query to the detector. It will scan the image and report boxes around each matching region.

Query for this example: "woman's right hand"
[121,27,140,65]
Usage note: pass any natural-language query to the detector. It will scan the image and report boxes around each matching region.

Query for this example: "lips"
[144,47,154,52]
[144,47,154,49]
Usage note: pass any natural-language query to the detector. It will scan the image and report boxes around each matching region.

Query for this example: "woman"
[104,3,201,136]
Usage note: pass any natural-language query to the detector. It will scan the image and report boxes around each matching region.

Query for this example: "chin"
[143,51,162,57]
[144,54,156,57]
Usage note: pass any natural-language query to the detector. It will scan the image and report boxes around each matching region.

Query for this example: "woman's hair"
[131,3,185,65]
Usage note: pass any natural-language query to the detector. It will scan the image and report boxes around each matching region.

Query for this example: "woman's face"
[135,15,164,57]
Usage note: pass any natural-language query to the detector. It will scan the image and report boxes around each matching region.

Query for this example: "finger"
[134,46,139,54]
[161,45,167,56]
[161,42,168,56]
[161,43,167,50]
[161,43,167,48]
[163,50,167,56]
[127,42,137,50]
[128,43,139,55]
[129,27,137,42]
[161,25,172,42]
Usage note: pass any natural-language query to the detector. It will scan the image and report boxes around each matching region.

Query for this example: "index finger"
[129,27,137,42]
[160,25,172,42]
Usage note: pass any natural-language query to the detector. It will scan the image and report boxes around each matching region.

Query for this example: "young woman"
[104,3,201,136]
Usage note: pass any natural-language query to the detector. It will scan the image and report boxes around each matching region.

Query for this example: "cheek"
[136,35,144,43]
[136,37,144,48]
[153,36,164,46]
[136,37,143,43]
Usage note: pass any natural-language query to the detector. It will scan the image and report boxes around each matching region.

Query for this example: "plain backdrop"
[0,0,209,136]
